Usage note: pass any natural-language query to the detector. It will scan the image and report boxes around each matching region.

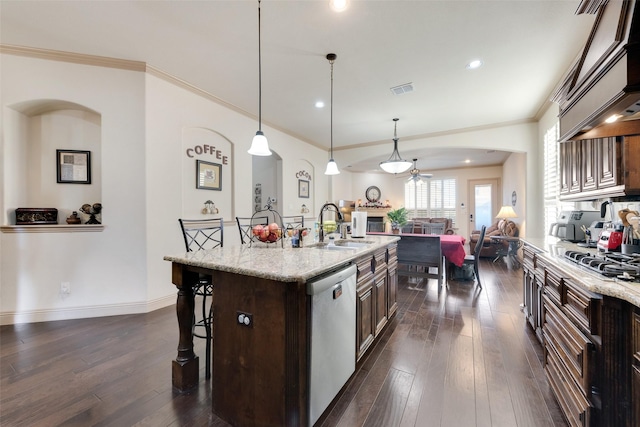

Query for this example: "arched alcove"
[4,99,102,225]
[181,127,234,219]
[252,151,283,214]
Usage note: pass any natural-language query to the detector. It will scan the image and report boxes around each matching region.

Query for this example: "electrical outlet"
[60,282,71,294]
[236,311,253,327]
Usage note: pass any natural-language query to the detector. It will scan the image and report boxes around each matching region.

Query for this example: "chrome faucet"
[318,202,344,243]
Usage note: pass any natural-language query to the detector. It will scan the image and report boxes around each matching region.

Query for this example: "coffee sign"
[186,144,229,165]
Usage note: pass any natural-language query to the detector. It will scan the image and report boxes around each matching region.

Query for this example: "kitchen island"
[164,235,399,427]
[520,237,640,427]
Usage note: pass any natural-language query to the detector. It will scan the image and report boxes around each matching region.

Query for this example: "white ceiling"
[0,0,595,173]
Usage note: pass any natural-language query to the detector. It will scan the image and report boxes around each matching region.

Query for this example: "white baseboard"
[0,294,176,325]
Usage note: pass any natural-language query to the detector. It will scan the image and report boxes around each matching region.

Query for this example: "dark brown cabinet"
[356,255,375,360]
[356,243,398,362]
[521,242,640,426]
[522,245,544,342]
[387,244,398,319]
[542,266,599,427]
[559,136,640,201]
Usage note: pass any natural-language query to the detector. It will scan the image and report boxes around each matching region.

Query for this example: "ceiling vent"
[390,83,414,95]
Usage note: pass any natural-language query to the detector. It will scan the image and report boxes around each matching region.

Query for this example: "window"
[544,122,560,232]
[405,178,456,221]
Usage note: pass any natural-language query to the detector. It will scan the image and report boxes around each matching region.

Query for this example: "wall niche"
[4,99,102,226]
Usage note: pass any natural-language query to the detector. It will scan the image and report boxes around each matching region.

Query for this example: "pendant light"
[379,118,412,174]
[248,0,272,156]
[324,53,340,175]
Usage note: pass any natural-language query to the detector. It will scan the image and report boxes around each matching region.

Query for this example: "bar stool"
[178,218,224,379]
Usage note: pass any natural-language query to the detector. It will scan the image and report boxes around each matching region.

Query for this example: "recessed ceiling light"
[464,159,471,163]
[466,59,483,70]
[329,0,348,12]
[315,101,325,108]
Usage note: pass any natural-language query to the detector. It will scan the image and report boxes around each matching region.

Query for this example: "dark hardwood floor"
[0,258,567,427]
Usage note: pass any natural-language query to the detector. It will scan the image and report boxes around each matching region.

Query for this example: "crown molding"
[1,44,325,152]
[0,44,146,71]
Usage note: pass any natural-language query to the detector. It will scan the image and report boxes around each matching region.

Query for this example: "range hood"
[555,0,640,141]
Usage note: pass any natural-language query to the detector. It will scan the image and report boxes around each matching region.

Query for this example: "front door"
[469,178,500,232]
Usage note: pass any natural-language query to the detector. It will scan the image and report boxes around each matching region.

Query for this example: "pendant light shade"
[325,53,340,175]
[379,118,412,174]
[248,0,272,156]
[325,159,340,175]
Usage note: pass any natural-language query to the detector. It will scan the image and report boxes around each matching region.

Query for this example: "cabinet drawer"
[373,249,386,274]
[564,279,600,335]
[546,343,592,427]
[522,246,536,269]
[544,295,593,396]
[356,255,373,284]
[535,255,547,277]
[545,268,563,306]
[386,245,397,264]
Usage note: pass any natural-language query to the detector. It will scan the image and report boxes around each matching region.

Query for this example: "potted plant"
[387,207,408,234]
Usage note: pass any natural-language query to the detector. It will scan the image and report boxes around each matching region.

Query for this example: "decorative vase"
[66,211,81,224]
[392,228,400,234]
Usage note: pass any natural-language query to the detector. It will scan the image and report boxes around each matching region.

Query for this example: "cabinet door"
[580,139,597,192]
[523,268,535,329]
[357,278,375,361]
[559,142,571,195]
[569,140,582,194]
[387,262,398,318]
[596,136,619,189]
[374,271,387,336]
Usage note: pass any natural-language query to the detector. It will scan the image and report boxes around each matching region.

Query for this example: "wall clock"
[366,186,381,202]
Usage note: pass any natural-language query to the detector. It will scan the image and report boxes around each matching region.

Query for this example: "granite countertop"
[164,235,400,283]
[521,236,640,308]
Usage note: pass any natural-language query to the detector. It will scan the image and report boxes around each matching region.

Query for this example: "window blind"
[405,178,456,222]
[544,122,560,231]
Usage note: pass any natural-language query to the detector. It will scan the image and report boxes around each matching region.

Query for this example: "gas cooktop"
[564,250,640,282]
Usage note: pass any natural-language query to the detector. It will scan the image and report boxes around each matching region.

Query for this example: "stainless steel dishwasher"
[306,263,357,426]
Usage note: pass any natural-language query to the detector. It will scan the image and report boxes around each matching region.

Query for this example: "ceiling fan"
[406,158,433,183]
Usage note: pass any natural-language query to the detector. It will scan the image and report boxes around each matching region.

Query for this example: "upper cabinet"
[559,135,640,200]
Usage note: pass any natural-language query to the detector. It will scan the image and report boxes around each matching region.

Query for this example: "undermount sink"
[308,240,374,250]
[309,243,357,251]
[333,240,372,248]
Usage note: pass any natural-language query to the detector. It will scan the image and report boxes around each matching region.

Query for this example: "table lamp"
[496,205,517,235]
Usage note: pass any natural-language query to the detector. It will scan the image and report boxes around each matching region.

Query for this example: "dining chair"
[235,215,269,244]
[178,218,224,380]
[397,235,444,290]
[463,225,486,288]
[281,215,304,231]
[422,222,446,235]
[401,221,414,234]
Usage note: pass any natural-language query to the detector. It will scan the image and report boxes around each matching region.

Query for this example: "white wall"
[336,121,539,237]
[0,50,554,324]
[502,152,527,237]
[1,54,328,324]
[1,54,147,324]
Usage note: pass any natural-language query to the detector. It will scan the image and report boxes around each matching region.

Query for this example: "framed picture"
[56,149,91,184]
[298,179,309,198]
[196,160,222,191]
